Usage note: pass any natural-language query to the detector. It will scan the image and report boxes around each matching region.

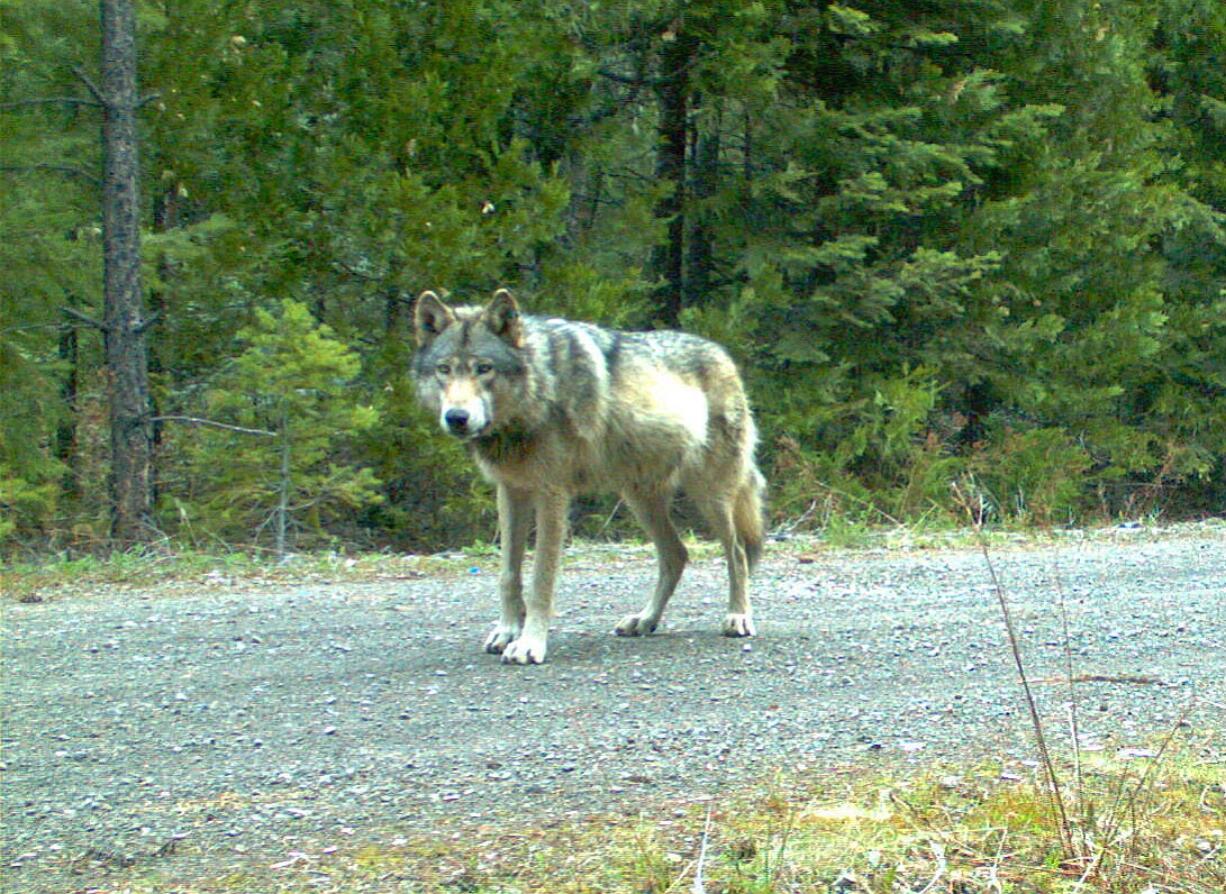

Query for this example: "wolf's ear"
[414,290,455,344]
[484,288,523,346]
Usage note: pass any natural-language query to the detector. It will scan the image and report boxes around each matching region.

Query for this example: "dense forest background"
[2,0,1224,554]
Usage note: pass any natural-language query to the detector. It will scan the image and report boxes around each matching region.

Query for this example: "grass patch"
[5,519,1220,603]
[337,747,1225,893]
[77,743,1223,893]
[0,537,716,603]
[0,545,472,603]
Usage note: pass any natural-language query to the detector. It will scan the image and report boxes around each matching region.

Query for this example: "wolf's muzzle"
[444,408,472,435]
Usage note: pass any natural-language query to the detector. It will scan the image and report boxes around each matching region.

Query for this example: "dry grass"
[94,742,1222,893]
[362,748,1224,894]
[0,546,474,602]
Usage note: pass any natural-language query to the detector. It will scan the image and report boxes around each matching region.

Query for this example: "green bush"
[967,426,1093,526]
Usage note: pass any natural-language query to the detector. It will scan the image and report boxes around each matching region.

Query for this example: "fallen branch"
[1034,674,1166,687]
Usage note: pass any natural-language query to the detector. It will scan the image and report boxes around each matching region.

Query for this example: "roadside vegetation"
[0,543,470,603]
[338,745,1226,894]
[7,519,1221,604]
[4,1,1225,556]
[63,742,1224,893]
[331,749,1226,894]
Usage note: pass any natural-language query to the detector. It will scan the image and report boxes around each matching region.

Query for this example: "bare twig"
[0,163,102,186]
[148,416,275,437]
[766,800,798,885]
[951,480,1075,860]
[332,258,387,282]
[1099,700,1195,858]
[813,479,904,527]
[596,67,649,87]
[61,306,107,330]
[1054,566,1086,860]
[915,840,947,894]
[134,311,162,334]
[0,96,101,111]
[771,499,818,537]
[71,65,108,106]
[691,806,711,894]
[986,828,1008,894]
[1074,844,1105,889]
[598,499,625,535]
[596,52,700,87]
[1067,701,1086,859]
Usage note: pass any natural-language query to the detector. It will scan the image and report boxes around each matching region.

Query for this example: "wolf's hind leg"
[694,491,755,637]
[485,485,531,655]
[615,489,687,636]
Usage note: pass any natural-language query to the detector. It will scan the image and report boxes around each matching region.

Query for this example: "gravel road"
[3,526,1223,891]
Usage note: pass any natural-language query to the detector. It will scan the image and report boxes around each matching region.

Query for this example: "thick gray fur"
[413,288,765,664]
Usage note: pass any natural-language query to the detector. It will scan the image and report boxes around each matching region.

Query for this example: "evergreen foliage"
[2,0,1222,551]
[168,300,380,554]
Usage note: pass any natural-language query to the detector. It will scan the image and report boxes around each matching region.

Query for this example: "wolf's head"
[412,289,527,441]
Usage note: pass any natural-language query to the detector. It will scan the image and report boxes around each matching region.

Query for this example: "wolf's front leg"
[485,485,532,655]
[501,491,568,665]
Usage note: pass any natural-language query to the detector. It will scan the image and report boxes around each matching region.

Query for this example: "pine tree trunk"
[649,30,695,328]
[100,0,153,544]
[684,113,719,308]
[56,313,80,500]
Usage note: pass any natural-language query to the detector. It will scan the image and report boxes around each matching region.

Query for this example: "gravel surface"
[2,526,1223,891]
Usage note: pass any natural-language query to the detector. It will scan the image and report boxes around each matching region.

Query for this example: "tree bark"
[684,107,719,309]
[649,29,695,328]
[275,409,291,558]
[56,312,80,500]
[100,0,153,544]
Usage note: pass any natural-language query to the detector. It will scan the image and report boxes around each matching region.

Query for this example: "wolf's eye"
[474,362,494,376]
[435,363,451,376]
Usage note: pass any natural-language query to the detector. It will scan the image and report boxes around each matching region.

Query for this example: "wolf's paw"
[500,634,547,665]
[722,612,755,637]
[483,624,520,654]
[614,613,659,637]
[480,620,519,657]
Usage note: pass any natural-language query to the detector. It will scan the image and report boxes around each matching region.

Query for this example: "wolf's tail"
[735,467,767,572]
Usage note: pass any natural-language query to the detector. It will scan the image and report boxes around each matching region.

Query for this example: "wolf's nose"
[444,409,470,433]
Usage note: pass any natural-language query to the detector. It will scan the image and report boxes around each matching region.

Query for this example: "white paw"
[483,623,520,654]
[723,613,755,637]
[614,613,659,637]
[500,634,548,665]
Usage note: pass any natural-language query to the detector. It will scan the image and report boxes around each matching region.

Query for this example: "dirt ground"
[3,525,1223,891]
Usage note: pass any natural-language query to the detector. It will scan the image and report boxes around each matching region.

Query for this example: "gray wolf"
[412,288,765,664]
